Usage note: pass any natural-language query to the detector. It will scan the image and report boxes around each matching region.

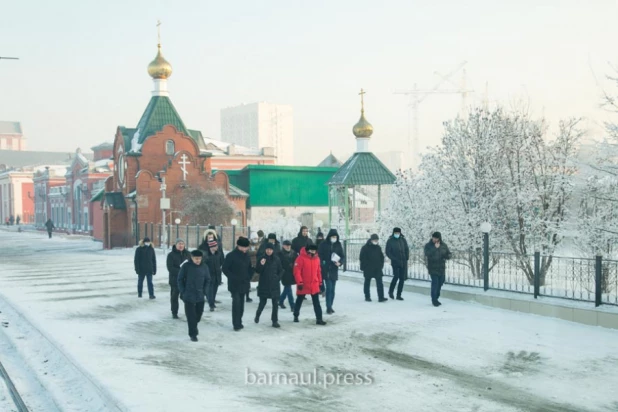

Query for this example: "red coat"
[293,248,322,295]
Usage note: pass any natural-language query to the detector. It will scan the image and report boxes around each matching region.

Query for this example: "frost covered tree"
[179,187,236,226]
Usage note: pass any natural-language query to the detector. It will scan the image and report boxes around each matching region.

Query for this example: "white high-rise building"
[220,102,294,165]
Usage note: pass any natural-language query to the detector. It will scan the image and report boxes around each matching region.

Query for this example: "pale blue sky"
[1,0,617,165]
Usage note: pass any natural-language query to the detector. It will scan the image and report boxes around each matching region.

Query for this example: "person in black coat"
[257,233,281,258]
[318,228,345,314]
[315,231,324,248]
[134,237,157,299]
[385,227,410,301]
[223,237,254,331]
[178,250,211,342]
[278,240,297,311]
[204,240,225,312]
[254,244,284,328]
[291,226,313,254]
[360,234,388,302]
[166,239,190,318]
[45,219,55,238]
[424,231,452,307]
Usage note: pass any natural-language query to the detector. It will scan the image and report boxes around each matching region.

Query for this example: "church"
[102,39,246,249]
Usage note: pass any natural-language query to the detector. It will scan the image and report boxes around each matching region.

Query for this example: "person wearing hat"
[134,237,157,299]
[167,239,191,318]
[360,234,388,302]
[204,239,225,312]
[385,227,410,300]
[223,237,254,331]
[256,230,265,244]
[424,232,452,307]
[178,250,211,342]
[315,231,325,248]
[278,240,298,310]
[291,226,313,254]
[257,233,281,258]
[254,243,284,328]
[246,233,261,303]
[318,229,345,315]
[293,244,326,325]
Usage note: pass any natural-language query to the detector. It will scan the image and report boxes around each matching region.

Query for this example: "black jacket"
[177,259,210,304]
[424,241,451,276]
[134,244,157,275]
[256,253,283,299]
[257,240,281,259]
[223,248,253,294]
[386,235,410,268]
[359,239,385,279]
[291,232,313,255]
[45,220,54,231]
[166,245,190,286]
[278,249,298,286]
[318,229,345,281]
[205,248,225,285]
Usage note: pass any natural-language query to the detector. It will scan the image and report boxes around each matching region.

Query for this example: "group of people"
[4,215,20,226]
[133,225,452,341]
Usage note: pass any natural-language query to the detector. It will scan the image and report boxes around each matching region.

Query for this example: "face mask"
[394,234,400,239]
[330,237,337,243]
[372,241,379,245]
[309,252,316,256]
[144,242,151,247]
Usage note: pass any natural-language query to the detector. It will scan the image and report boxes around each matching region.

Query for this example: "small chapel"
[102,35,246,249]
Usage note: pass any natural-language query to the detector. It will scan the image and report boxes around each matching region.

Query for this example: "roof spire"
[147,20,172,96]
[352,88,373,139]
[359,88,366,114]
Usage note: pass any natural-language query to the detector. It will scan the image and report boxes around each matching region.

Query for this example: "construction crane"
[394,61,473,170]
[0,57,19,60]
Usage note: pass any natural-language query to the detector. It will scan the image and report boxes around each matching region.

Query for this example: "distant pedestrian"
[166,239,190,318]
[385,227,409,301]
[5,217,9,227]
[293,244,326,325]
[134,237,157,299]
[254,244,284,328]
[360,234,388,302]
[291,226,313,254]
[315,231,324,248]
[246,234,260,303]
[424,232,451,307]
[318,229,344,315]
[45,219,55,239]
[204,240,224,311]
[223,237,253,331]
[15,215,20,225]
[178,250,210,342]
[256,230,265,244]
[9,215,14,226]
[278,240,297,311]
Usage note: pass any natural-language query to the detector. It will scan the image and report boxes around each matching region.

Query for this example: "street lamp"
[480,222,492,291]
[231,218,238,245]
[175,218,181,239]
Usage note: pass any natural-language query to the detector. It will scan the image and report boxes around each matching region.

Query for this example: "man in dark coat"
[315,231,324,248]
[178,250,211,342]
[223,237,253,331]
[45,219,55,239]
[385,227,410,301]
[318,228,345,315]
[254,244,284,328]
[204,240,225,312]
[360,234,388,302]
[278,240,297,311]
[134,237,157,299]
[424,231,452,307]
[257,233,281,258]
[291,226,313,254]
[166,239,190,318]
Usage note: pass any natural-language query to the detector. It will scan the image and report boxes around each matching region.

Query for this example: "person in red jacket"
[293,244,326,325]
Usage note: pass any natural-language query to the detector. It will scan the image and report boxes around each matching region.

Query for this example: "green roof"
[90,187,105,203]
[229,184,249,198]
[135,96,189,145]
[328,152,396,186]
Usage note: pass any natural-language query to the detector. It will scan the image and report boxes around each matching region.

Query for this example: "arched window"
[165,140,175,156]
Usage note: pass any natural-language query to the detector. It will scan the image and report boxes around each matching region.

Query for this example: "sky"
[1,0,618,166]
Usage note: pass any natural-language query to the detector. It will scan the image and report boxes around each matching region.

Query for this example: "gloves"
[320,284,325,293]
[297,284,304,291]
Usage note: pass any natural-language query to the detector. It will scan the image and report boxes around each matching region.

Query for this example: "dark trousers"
[293,293,323,321]
[430,274,446,302]
[170,284,180,315]
[208,281,219,308]
[256,297,279,323]
[184,301,205,337]
[279,285,295,307]
[389,266,406,297]
[364,276,385,299]
[325,279,337,311]
[47,230,52,239]
[231,292,246,328]
[138,274,154,297]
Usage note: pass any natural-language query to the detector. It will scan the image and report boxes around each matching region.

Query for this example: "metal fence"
[343,239,618,307]
[136,223,252,252]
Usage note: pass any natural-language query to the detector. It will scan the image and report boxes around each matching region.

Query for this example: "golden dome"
[353,110,373,138]
[147,45,172,79]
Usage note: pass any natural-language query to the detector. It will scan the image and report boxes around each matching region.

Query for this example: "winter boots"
[272,322,280,328]
[365,297,372,302]
[379,298,389,302]
[316,320,327,326]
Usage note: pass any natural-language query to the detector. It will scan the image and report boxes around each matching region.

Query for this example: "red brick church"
[102,40,246,249]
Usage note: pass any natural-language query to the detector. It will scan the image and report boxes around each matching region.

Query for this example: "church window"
[166,140,175,156]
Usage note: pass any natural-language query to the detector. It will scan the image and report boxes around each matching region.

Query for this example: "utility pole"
[159,177,169,253]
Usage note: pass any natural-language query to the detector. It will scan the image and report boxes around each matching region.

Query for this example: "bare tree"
[179,187,236,226]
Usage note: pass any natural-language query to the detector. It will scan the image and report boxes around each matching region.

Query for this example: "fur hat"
[191,249,203,257]
[370,234,379,241]
[237,237,250,247]
[143,237,151,243]
[392,227,402,234]
[267,233,277,240]
[432,231,442,240]
[265,243,274,250]
[208,240,218,248]
[306,244,318,251]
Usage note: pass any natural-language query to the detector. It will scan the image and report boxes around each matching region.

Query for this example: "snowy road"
[0,230,617,411]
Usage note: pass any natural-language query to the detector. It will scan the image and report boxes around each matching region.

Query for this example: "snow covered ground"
[0,230,617,412]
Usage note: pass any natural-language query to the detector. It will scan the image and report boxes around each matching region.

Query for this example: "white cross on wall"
[178,154,190,181]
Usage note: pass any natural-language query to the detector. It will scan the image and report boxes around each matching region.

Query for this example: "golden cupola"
[147,44,173,79]
[352,88,373,138]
